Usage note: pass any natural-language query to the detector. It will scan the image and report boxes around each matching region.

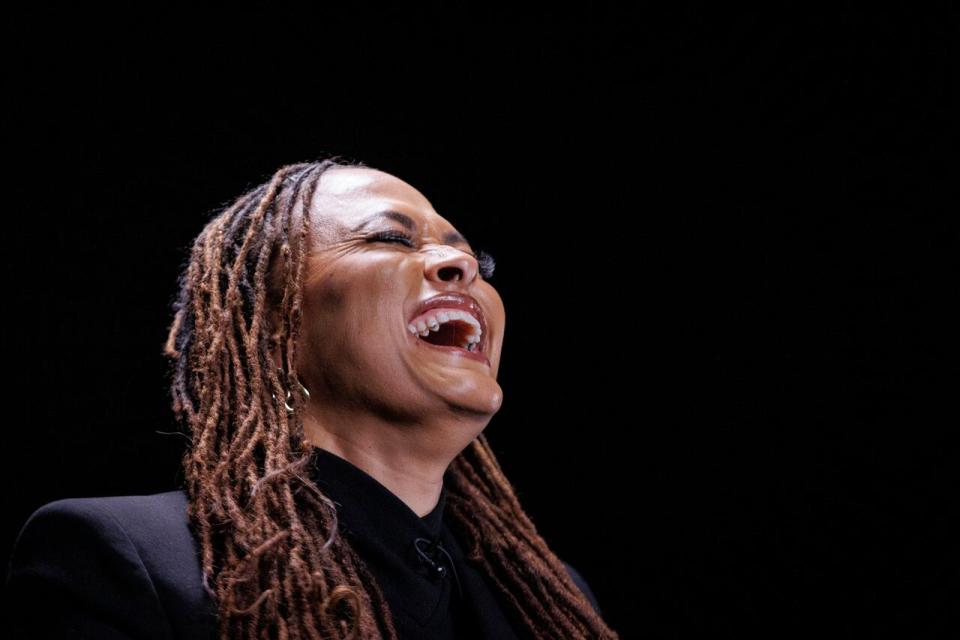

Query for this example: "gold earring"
[272,367,310,414]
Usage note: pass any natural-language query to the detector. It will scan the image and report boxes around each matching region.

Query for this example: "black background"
[3,5,956,637]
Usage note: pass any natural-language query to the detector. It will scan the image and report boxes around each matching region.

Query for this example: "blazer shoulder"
[41,488,191,520]
[17,491,201,590]
[5,490,217,640]
[562,559,604,618]
[5,492,184,639]
[9,490,192,573]
[14,490,192,544]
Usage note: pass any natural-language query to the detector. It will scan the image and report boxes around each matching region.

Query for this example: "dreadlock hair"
[162,156,619,639]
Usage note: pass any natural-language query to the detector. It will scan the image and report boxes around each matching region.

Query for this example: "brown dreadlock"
[162,156,619,639]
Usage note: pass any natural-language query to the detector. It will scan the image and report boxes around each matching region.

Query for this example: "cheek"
[479,284,506,331]
[301,268,406,358]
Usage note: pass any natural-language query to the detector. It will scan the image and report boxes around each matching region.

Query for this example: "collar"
[307,446,457,626]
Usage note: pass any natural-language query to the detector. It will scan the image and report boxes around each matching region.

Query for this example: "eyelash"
[367,231,496,279]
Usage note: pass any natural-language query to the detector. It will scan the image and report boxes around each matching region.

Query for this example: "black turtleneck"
[307,446,526,640]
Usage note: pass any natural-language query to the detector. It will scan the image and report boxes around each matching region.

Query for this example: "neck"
[301,405,490,517]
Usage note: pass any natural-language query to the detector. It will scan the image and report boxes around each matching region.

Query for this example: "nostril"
[438,266,462,281]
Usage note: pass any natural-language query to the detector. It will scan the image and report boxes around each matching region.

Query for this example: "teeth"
[408,308,485,350]
[460,332,482,350]
[444,310,482,333]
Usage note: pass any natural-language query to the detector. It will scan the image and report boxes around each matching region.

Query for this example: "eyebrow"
[352,209,472,248]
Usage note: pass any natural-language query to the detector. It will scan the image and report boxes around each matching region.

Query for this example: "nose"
[423,245,479,285]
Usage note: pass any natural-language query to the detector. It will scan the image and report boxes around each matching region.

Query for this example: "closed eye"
[366,230,496,279]
[366,230,416,248]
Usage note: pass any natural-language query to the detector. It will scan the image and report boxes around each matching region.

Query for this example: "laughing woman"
[4,158,618,639]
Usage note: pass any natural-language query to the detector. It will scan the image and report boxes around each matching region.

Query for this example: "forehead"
[309,167,457,235]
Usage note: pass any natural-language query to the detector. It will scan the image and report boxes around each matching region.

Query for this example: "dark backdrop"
[3,5,956,637]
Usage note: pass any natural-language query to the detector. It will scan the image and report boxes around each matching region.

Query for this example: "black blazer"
[3,490,603,639]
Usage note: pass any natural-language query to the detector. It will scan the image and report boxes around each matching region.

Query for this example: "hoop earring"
[272,367,310,414]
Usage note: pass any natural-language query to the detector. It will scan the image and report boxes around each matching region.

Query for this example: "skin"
[269,167,506,517]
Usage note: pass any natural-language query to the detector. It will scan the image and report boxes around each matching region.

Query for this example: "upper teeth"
[408,308,483,348]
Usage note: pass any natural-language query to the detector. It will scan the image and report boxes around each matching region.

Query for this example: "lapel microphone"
[414,536,464,600]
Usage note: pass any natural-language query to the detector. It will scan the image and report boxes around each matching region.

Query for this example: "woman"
[4,158,618,639]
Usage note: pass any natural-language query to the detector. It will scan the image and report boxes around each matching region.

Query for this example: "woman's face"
[291,167,505,424]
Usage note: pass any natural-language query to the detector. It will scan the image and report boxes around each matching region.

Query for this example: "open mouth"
[407,309,489,365]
